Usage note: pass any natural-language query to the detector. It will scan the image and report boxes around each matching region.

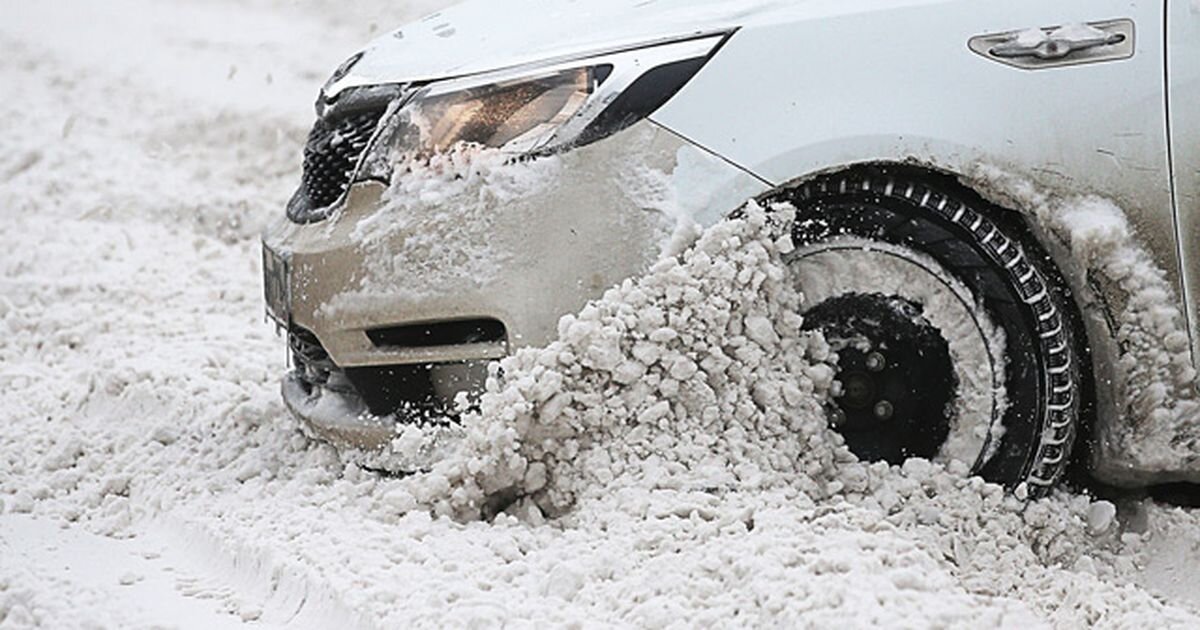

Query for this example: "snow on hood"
[326,0,793,94]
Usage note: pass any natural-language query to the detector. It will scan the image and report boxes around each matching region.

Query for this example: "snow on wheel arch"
[969,165,1200,485]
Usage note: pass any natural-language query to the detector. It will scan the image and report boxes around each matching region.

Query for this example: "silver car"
[263,0,1200,495]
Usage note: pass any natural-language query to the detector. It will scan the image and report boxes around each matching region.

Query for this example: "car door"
[1169,0,1200,373]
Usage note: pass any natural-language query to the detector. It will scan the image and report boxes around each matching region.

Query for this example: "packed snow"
[3,1,1200,629]
[974,166,1200,482]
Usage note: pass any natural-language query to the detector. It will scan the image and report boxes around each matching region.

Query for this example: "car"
[262,0,1200,495]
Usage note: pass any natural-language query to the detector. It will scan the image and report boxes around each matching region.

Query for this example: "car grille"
[286,104,389,223]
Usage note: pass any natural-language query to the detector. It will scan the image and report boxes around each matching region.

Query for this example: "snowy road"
[2,1,1200,628]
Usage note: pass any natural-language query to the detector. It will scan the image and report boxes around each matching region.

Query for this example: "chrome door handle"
[991,31,1125,60]
[969,19,1135,70]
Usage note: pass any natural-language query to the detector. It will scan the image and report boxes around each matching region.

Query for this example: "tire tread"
[793,172,1081,492]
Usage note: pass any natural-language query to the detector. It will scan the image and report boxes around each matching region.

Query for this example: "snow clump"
[402,203,845,520]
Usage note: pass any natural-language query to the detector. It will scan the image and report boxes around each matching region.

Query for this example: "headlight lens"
[414,66,599,155]
[356,34,728,187]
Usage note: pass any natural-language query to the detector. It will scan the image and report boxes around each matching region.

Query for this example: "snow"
[343,148,563,303]
[2,1,1200,628]
[1011,27,1049,49]
[1049,23,1111,43]
[972,166,1200,480]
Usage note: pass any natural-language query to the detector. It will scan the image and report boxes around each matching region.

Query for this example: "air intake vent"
[366,319,508,349]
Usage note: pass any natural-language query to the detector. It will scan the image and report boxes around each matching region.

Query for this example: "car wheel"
[770,169,1083,495]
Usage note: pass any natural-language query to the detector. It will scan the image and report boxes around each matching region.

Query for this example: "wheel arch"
[755,160,1120,486]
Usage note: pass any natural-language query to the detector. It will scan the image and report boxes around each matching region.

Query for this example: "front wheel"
[772,169,1084,495]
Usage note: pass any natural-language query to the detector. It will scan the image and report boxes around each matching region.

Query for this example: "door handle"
[969,19,1135,70]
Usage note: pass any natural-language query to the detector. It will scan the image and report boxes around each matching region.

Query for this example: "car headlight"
[354,34,729,186]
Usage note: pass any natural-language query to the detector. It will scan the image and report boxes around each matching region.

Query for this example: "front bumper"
[265,120,766,455]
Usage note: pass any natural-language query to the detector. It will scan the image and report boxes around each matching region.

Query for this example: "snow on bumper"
[264,121,766,452]
[281,372,384,447]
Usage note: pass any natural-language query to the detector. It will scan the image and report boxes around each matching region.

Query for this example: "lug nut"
[874,400,894,421]
[866,352,887,372]
[829,407,847,427]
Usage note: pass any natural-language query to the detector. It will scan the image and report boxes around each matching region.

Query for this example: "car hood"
[325,0,794,97]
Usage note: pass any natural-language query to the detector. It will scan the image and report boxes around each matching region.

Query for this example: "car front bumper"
[264,120,766,455]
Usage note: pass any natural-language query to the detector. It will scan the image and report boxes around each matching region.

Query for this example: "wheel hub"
[802,293,957,465]
[840,371,877,410]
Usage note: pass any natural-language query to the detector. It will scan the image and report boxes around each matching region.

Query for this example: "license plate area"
[262,242,291,326]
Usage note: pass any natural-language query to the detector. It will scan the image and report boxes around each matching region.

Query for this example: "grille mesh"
[288,107,387,221]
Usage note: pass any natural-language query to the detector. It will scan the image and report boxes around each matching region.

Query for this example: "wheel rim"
[803,292,956,463]
[788,238,1007,470]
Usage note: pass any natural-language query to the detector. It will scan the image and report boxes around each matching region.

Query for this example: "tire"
[769,167,1083,495]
